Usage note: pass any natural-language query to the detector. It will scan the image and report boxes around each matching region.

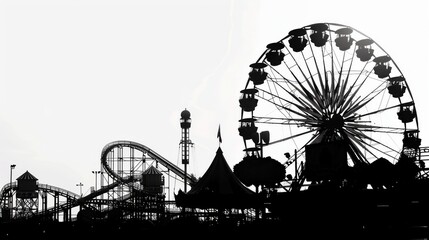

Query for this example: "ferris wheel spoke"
[257,87,321,119]
[345,128,401,158]
[320,47,329,109]
[339,83,367,116]
[343,94,379,119]
[307,34,325,99]
[266,129,317,146]
[344,130,379,160]
[339,130,369,164]
[257,121,317,127]
[282,47,326,113]
[282,72,322,114]
[327,32,339,111]
[343,81,387,118]
[265,77,312,111]
[337,62,372,114]
[254,116,319,126]
[257,93,317,120]
[266,77,288,113]
[347,101,411,121]
[346,123,406,134]
[330,50,347,112]
[266,70,322,115]
[360,140,399,160]
[343,88,385,119]
[326,28,354,113]
[348,131,399,160]
[334,45,357,113]
[300,50,327,112]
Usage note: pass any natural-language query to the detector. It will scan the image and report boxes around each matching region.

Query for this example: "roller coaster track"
[0,182,80,206]
[35,176,138,217]
[0,175,140,218]
[101,140,196,185]
[1,140,194,219]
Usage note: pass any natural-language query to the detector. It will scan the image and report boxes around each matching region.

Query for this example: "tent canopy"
[175,147,260,209]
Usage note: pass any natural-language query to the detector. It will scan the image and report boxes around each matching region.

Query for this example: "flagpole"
[217,124,222,147]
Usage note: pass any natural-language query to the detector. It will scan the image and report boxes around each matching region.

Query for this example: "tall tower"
[180,109,192,192]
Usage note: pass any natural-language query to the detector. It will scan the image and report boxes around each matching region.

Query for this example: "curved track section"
[2,140,192,220]
[0,182,80,205]
[101,140,196,185]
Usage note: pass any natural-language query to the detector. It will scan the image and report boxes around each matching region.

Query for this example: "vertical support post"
[42,191,47,213]
[184,166,187,193]
[183,127,188,193]
[9,164,16,218]
[54,192,59,221]
[168,169,171,201]
[130,147,135,178]
[117,146,123,198]
[63,204,68,222]
[295,149,298,181]
[100,170,104,200]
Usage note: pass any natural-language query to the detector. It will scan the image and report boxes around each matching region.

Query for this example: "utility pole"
[76,182,83,197]
[92,171,101,192]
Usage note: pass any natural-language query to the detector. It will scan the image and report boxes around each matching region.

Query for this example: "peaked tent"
[175,147,260,209]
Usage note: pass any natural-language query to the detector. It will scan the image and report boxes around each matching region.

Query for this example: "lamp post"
[10,164,16,188]
[9,164,16,213]
[76,182,83,197]
[92,171,101,192]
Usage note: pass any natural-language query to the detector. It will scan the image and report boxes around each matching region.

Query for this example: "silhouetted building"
[142,166,164,194]
[16,171,39,218]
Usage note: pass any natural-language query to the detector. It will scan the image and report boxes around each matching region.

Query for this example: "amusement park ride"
[0,138,197,222]
[1,23,429,236]
[239,23,425,190]
[0,110,197,223]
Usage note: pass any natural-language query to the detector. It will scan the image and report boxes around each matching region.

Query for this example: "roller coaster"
[0,140,196,222]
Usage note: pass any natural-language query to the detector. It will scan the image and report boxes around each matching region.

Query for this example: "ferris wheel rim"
[240,22,421,172]
[251,23,419,129]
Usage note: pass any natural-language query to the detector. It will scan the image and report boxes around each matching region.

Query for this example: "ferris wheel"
[238,23,421,190]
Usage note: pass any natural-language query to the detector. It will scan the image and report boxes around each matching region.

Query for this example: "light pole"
[9,164,16,218]
[76,182,83,197]
[10,164,16,188]
[92,171,101,192]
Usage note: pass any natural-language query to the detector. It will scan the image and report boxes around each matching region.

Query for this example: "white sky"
[1,0,428,194]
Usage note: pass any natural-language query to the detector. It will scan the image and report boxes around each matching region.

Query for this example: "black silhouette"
[233,155,285,193]
[1,22,429,239]
[175,147,258,209]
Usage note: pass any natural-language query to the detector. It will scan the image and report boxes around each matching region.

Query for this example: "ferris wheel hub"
[322,114,345,130]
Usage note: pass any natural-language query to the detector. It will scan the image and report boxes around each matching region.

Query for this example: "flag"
[217,125,222,143]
